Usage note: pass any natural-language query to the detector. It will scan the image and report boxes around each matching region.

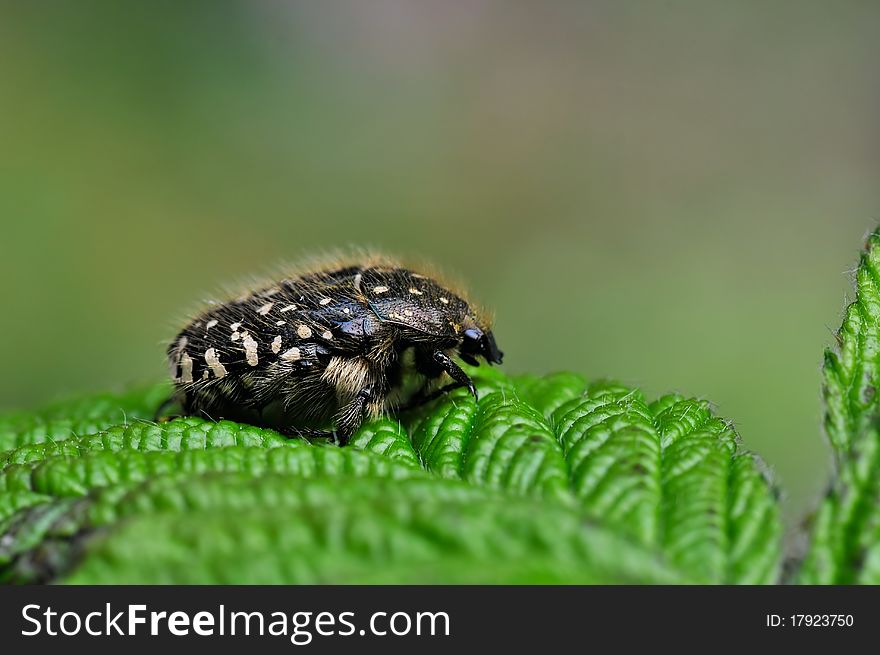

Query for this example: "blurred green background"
[1,1,877,525]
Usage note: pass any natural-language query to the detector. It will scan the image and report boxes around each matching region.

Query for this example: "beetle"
[161,256,503,444]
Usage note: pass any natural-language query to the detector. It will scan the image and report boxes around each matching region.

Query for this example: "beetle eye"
[464,328,483,342]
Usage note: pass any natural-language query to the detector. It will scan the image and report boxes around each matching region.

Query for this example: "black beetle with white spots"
[161,259,503,444]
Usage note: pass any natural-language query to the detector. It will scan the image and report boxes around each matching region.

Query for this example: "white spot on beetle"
[353,272,363,292]
[179,353,194,383]
[439,297,449,304]
[204,348,227,378]
[230,322,242,332]
[297,324,312,339]
[280,305,297,313]
[201,370,209,380]
[242,332,259,366]
[281,346,301,361]
[231,332,241,342]
[409,288,423,295]
[319,297,332,305]
[404,309,413,317]
[373,286,389,294]
[322,330,333,340]
[343,307,350,315]
[257,302,273,315]
[271,335,282,353]
[205,319,218,330]
[275,320,286,326]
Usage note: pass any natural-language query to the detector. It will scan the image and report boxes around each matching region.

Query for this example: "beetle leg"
[432,351,478,401]
[333,385,380,445]
[280,426,338,442]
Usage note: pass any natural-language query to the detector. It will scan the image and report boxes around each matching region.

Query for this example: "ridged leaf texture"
[0,366,781,584]
[799,229,880,583]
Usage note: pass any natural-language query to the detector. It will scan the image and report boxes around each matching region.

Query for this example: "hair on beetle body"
[160,254,503,445]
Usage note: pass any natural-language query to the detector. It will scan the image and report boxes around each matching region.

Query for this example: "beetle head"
[459,325,503,366]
